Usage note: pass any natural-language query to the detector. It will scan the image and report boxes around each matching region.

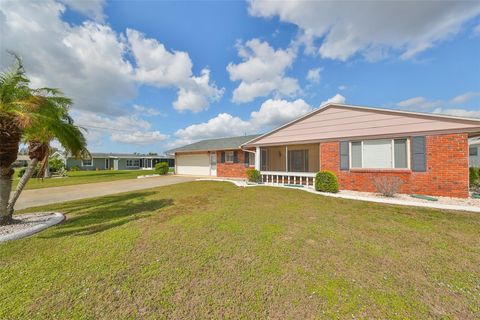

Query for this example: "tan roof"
[243,103,480,147]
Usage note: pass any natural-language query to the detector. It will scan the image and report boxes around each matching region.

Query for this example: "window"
[350,138,409,169]
[82,159,92,166]
[260,148,267,171]
[105,158,109,169]
[248,152,255,166]
[470,147,478,156]
[288,149,309,172]
[225,151,234,163]
[126,159,140,167]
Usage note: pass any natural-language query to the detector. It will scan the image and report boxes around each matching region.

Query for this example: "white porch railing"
[260,171,316,189]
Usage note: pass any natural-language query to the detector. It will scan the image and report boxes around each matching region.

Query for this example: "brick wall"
[216,150,254,178]
[320,133,469,198]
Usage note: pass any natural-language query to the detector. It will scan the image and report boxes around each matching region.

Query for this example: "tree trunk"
[7,158,39,216]
[0,167,14,225]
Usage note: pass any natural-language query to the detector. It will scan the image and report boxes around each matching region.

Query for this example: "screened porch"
[258,144,319,188]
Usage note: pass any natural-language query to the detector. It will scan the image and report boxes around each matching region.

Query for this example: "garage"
[176,153,211,176]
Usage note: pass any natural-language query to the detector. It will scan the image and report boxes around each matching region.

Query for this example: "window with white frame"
[470,147,478,156]
[248,152,255,166]
[126,159,140,167]
[351,138,409,169]
[82,159,92,166]
[225,151,234,163]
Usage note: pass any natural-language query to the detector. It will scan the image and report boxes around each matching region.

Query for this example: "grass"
[12,169,155,190]
[1,181,479,319]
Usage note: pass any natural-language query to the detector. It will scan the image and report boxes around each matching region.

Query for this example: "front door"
[113,159,119,170]
[210,152,217,176]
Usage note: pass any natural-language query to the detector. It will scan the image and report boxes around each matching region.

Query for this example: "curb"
[0,212,65,243]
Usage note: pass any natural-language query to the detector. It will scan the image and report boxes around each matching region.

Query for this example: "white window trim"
[82,158,93,166]
[225,151,234,163]
[126,159,140,167]
[349,138,410,170]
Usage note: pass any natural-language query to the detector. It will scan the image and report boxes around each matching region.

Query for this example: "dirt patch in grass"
[1,181,479,319]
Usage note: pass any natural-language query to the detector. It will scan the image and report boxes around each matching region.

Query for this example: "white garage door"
[176,153,211,176]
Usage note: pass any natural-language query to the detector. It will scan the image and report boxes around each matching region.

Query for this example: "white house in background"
[470,138,480,167]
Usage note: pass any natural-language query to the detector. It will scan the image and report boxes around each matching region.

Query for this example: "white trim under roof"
[242,102,480,147]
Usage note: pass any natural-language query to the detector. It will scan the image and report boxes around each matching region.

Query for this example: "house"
[470,138,480,167]
[13,155,29,167]
[66,153,175,171]
[171,103,480,198]
[167,135,260,177]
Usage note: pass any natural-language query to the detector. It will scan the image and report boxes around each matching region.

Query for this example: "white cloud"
[111,131,168,145]
[127,29,224,113]
[450,92,480,104]
[60,0,106,22]
[338,85,347,91]
[0,0,135,115]
[306,67,321,83]
[249,0,480,61]
[396,92,480,118]
[72,110,168,146]
[171,94,344,146]
[227,38,299,103]
[432,108,480,119]
[320,93,346,106]
[132,105,163,116]
[250,98,312,128]
[396,96,440,110]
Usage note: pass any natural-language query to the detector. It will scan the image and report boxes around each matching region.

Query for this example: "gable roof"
[243,103,480,147]
[167,134,261,154]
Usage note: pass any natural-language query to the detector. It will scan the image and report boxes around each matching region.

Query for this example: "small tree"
[246,169,261,183]
[155,162,169,175]
[315,171,339,193]
[49,155,65,173]
[373,176,403,197]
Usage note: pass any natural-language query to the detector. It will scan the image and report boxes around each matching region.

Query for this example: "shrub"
[155,162,169,175]
[48,156,65,173]
[315,171,339,193]
[17,166,39,178]
[373,176,403,197]
[246,169,261,183]
[469,167,480,188]
[70,165,79,171]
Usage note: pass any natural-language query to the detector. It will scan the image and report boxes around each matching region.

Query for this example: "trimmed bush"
[373,176,403,197]
[17,166,39,178]
[49,156,65,173]
[70,165,79,171]
[155,162,169,175]
[315,171,339,193]
[469,167,479,187]
[246,169,261,183]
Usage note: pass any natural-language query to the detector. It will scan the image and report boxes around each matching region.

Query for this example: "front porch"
[255,144,320,189]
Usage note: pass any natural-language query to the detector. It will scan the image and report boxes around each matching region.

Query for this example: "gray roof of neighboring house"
[67,153,174,159]
[167,134,261,154]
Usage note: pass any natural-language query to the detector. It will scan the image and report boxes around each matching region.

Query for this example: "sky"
[1,0,480,154]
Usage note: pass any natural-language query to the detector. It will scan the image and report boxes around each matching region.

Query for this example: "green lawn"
[12,169,155,190]
[1,181,479,319]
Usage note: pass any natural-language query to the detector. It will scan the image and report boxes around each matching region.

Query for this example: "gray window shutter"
[221,152,225,163]
[233,151,238,163]
[339,141,349,170]
[244,151,249,167]
[411,136,426,172]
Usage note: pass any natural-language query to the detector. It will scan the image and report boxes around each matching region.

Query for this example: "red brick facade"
[320,133,469,198]
[216,150,254,178]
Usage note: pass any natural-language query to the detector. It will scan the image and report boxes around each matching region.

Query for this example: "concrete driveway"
[14,175,197,210]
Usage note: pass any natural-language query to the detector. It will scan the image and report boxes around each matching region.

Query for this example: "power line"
[76,123,139,133]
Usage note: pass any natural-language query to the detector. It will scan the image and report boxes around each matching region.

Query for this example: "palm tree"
[0,54,88,224]
[0,55,37,225]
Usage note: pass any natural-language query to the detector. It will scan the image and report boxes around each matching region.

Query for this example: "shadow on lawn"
[42,191,173,238]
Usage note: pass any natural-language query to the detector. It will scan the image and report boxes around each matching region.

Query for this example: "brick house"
[169,103,480,198]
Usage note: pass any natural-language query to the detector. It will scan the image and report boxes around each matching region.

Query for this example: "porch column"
[285,146,288,172]
[255,147,260,171]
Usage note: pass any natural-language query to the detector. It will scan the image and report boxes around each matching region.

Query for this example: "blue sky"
[1,0,479,153]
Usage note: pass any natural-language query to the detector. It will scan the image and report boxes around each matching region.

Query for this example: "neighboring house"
[470,138,480,167]
[13,155,29,167]
[171,103,480,198]
[167,135,260,177]
[66,153,175,171]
